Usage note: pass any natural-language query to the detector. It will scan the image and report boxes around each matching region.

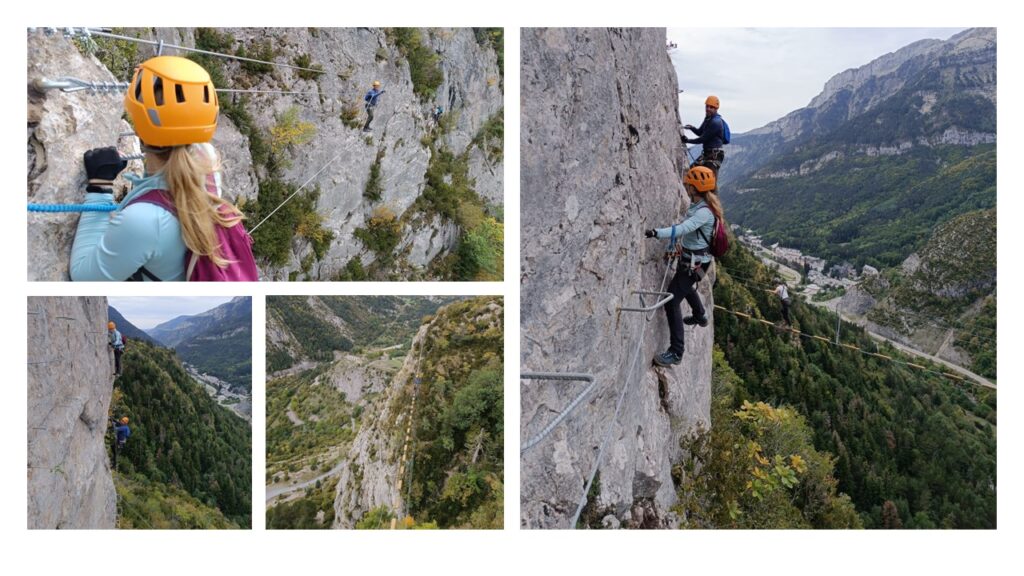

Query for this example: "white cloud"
[668,28,967,133]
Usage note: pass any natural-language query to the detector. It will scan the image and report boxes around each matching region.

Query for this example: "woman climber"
[644,165,725,366]
[70,56,257,281]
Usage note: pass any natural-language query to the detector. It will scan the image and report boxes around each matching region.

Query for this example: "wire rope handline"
[519,373,597,455]
[712,303,994,389]
[34,77,322,97]
[48,28,327,76]
[718,272,998,343]
[248,151,346,233]
[567,241,680,528]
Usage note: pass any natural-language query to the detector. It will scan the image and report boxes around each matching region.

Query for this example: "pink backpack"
[126,182,259,282]
[697,208,730,258]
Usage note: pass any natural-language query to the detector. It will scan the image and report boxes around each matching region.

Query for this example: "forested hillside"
[396,297,503,528]
[706,244,995,528]
[725,28,995,272]
[112,340,252,528]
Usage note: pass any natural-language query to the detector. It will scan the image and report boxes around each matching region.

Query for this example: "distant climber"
[431,105,444,126]
[363,80,385,132]
[645,166,726,366]
[69,56,258,282]
[772,283,792,326]
[682,95,730,176]
[110,416,130,468]
[108,321,125,376]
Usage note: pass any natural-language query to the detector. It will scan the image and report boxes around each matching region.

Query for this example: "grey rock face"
[839,284,877,316]
[520,28,712,529]
[27,35,135,281]
[28,297,116,529]
[210,27,504,280]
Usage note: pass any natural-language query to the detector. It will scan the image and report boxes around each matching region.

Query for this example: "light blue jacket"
[108,328,124,349]
[70,146,225,282]
[654,199,716,264]
[70,172,187,281]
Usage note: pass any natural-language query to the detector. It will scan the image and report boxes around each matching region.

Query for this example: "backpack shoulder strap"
[125,189,177,215]
[128,266,163,282]
[695,206,716,245]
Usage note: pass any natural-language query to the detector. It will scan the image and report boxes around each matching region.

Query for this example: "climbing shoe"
[654,351,682,367]
[683,315,708,327]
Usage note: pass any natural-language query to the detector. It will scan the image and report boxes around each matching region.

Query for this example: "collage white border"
[6,1,1021,574]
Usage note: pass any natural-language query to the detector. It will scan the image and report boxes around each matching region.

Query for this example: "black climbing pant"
[363,105,376,131]
[113,348,122,375]
[781,298,791,325]
[665,260,711,355]
[697,149,725,177]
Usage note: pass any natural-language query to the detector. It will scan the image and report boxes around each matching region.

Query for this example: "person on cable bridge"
[644,166,725,367]
[70,56,256,282]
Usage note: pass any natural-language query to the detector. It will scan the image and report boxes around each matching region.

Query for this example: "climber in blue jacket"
[363,80,385,132]
[682,95,728,176]
[113,416,131,448]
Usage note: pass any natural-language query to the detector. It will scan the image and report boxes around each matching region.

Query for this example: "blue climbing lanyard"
[28,203,118,213]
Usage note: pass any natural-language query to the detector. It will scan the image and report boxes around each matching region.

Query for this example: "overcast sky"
[108,296,238,329]
[667,28,967,133]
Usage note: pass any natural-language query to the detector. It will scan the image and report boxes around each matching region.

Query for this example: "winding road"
[266,461,345,503]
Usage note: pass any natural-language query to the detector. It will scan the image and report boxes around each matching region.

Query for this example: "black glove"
[684,124,695,132]
[645,229,657,238]
[681,136,690,144]
[84,147,127,183]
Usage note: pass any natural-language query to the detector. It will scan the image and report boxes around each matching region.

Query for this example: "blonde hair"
[158,145,244,268]
[686,182,726,228]
[701,189,726,229]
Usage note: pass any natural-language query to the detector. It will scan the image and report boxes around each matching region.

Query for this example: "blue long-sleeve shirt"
[364,88,383,107]
[70,145,223,282]
[654,199,716,264]
[108,329,123,349]
[687,114,726,151]
[114,424,130,443]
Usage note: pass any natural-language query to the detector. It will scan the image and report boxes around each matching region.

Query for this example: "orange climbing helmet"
[120,417,129,424]
[107,321,116,330]
[705,95,720,109]
[684,165,717,193]
[124,56,219,147]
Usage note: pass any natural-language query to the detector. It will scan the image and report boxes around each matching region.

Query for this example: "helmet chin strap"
[141,142,172,155]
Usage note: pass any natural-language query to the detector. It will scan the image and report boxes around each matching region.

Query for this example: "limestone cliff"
[520,28,712,529]
[27,28,503,281]
[27,297,116,529]
[332,322,428,527]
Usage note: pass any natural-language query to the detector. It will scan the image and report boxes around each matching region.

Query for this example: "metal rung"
[617,291,673,313]
[520,372,596,454]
